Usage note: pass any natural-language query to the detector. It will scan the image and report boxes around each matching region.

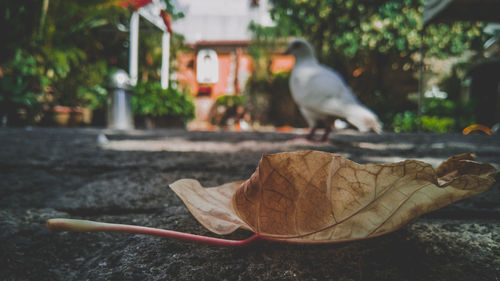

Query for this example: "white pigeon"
[285,38,382,141]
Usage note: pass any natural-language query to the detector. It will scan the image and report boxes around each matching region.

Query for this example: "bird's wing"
[292,65,360,118]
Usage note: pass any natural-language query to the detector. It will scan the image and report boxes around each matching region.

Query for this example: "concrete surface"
[1,128,499,281]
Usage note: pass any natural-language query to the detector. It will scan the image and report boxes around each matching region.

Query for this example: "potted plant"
[47,60,109,127]
[76,84,108,126]
[0,49,49,126]
[131,81,195,128]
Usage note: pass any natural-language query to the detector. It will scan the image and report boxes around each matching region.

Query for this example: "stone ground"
[0,127,499,281]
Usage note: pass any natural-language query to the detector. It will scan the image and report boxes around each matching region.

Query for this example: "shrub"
[391,96,474,133]
[131,82,195,122]
[421,116,455,133]
[215,94,246,107]
[211,94,247,127]
[245,71,306,127]
[0,49,49,125]
[392,111,419,133]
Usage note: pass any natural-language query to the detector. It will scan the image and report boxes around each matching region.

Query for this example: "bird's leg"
[306,125,317,140]
[317,119,335,142]
[320,126,332,142]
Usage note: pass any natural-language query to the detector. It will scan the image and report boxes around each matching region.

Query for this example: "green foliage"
[37,1,127,107]
[247,23,289,80]
[55,60,111,108]
[392,111,456,133]
[43,47,86,81]
[250,0,487,131]
[0,49,49,109]
[215,94,246,107]
[131,82,195,122]
[392,111,419,133]
[424,97,475,130]
[268,0,485,61]
[391,97,475,133]
[1,0,185,126]
[77,85,108,110]
[421,116,455,133]
[245,71,306,127]
[1,0,126,112]
[0,1,39,63]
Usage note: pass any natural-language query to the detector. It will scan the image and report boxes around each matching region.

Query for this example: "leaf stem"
[46,218,260,247]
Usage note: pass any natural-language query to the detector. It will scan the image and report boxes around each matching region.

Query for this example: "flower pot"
[135,115,185,129]
[52,106,71,126]
[50,106,90,127]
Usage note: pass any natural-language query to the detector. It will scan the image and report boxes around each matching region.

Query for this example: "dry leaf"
[170,151,497,243]
[170,179,248,235]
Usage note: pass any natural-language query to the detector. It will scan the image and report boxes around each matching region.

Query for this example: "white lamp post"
[161,31,170,89]
[129,12,139,87]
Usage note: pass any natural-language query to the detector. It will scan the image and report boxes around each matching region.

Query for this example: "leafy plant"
[420,116,455,133]
[0,49,49,124]
[77,84,107,110]
[215,94,246,107]
[0,50,44,106]
[46,151,497,246]
[392,111,457,133]
[392,111,419,133]
[245,71,306,127]
[249,0,487,128]
[392,96,476,133]
[1,0,185,119]
[131,82,195,122]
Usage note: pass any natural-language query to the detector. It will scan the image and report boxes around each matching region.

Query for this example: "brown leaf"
[170,151,498,243]
[170,179,248,235]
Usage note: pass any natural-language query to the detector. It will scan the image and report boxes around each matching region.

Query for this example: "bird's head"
[284,38,316,61]
[345,106,383,134]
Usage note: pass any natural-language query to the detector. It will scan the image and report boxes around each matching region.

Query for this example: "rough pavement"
[1,128,499,281]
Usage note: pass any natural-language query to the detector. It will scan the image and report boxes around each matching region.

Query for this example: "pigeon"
[285,38,382,141]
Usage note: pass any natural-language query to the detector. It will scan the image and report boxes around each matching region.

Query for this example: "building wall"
[176,53,198,95]
[175,48,294,99]
[173,0,273,44]
[171,0,290,100]
[270,55,295,73]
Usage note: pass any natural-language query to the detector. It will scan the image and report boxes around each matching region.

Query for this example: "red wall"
[176,50,294,100]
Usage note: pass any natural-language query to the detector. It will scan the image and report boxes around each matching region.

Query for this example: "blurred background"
[1,0,499,134]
